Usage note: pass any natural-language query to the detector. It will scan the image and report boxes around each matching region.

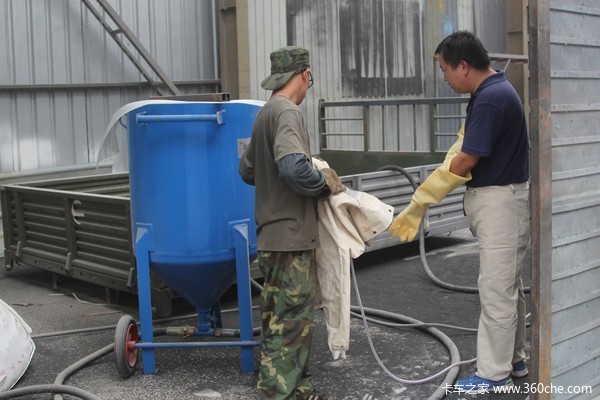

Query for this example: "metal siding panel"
[250,0,287,101]
[0,0,219,176]
[31,1,51,84]
[552,77,600,110]
[552,264,600,316]
[304,0,342,150]
[473,0,505,52]
[458,0,474,32]
[78,0,218,83]
[14,93,39,171]
[48,2,70,83]
[553,368,599,400]
[32,93,55,168]
[167,0,185,79]
[553,176,600,202]
[149,0,169,80]
[0,94,16,171]
[81,3,109,82]
[551,111,600,198]
[552,141,600,177]
[247,2,258,98]
[552,222,600,278]
[195,1,218,80]
[550,1,600,396]
[424,0,473,144]
[131,0,152,81]
[299,0,338,153]
[52,92,76,165]
[286,0,432,153]
[551,3,600,40]
[0,2,12,84]
[11,1,33,84]
[552,298,600,345]
[337,0,422,98]
[550,42,600,76]
[116,0,144,81]
[552,326,600,400]
[551,111,599,141]
[65,1,87,83]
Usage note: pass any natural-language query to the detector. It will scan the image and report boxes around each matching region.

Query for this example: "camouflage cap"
[261,46,310,90]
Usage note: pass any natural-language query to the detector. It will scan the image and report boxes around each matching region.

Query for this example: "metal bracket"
[228,219,251,248]
[126,266,136,289]
[71,200,85,226]
[16,241,24,259]
[65,252,74,274]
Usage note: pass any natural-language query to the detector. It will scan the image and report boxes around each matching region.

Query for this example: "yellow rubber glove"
[444,123,466,163]
[389,124,471,242]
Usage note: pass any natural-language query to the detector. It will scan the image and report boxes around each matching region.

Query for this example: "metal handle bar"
[136,110,224,125]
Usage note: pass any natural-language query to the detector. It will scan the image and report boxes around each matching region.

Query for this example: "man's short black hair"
[435,31,490,70]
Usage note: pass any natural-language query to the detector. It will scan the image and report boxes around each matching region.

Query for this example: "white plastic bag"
[0,298,35,391]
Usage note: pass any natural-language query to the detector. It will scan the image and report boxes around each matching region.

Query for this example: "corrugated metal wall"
[549,1,600,398]
[0,0,219,174]
[247,0,288,101]
[246,0,509,155]
[282,0,428,153]
[423,0,509,151]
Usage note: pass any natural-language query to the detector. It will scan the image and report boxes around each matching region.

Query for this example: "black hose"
[53,344,114,400]
[349,310,477,332]
[32,325,119,339]
[377,164,531,294]
[50,328,167,400]
[0,384,103,400]
[250,277,264,293]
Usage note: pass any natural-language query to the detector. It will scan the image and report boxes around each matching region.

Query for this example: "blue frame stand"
[133,220,259,375]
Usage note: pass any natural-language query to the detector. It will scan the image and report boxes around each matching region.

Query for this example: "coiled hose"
[0,385,102,400]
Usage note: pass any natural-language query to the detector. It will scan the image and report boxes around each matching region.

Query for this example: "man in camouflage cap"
[239,46,343,400]
[261,46,311,90]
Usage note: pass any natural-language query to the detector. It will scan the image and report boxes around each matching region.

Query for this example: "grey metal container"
[1,173,172,317]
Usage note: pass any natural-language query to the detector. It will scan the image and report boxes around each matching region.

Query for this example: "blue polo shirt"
[462,71,529,187]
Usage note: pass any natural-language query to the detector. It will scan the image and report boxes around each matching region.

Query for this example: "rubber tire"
[114,315,139,378]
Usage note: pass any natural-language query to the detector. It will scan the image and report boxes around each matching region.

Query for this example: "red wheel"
[114,315,139,377]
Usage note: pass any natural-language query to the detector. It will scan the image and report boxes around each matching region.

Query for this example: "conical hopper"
[150,259,236,312]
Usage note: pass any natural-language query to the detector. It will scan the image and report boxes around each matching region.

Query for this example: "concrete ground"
[0,230,532,400]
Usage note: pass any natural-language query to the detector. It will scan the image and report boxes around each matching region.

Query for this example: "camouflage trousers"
[256,250,317,400]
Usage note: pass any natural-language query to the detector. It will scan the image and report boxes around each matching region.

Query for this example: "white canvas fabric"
[0,298,35,391]
[312,158,394,359]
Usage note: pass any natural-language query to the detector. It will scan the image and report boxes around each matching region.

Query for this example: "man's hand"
[321,168,346,195]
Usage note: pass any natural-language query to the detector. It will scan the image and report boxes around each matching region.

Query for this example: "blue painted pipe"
[136,110,224,124]
[135,341,260,349]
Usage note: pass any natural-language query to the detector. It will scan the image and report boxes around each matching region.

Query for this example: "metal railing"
[318,53,528,155]
[318,96,469,154]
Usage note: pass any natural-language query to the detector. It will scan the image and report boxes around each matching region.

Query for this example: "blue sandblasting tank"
[127,101,261,312]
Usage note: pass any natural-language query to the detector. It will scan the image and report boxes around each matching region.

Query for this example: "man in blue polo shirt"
[389,31,530,392]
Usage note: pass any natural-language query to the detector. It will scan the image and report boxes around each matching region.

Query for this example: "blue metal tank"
[127,100,260,314]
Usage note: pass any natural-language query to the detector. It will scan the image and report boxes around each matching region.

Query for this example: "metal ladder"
[81,0,182,96]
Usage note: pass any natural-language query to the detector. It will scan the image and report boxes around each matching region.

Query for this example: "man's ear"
[460,60,470,76]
